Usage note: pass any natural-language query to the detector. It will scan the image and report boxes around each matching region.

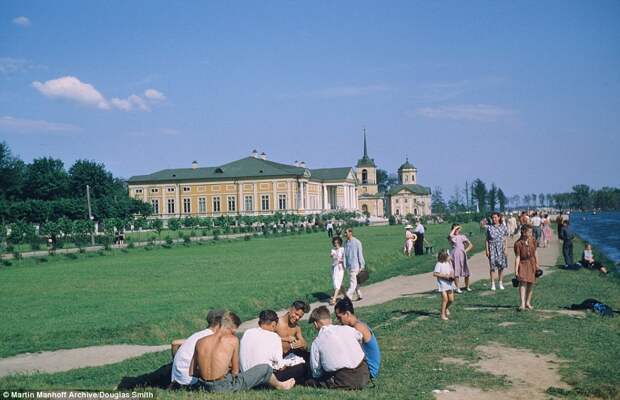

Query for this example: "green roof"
[128,157,308,183]
[388,184,431,196]
[128,157,357,184]
[359,193,385,199]
[356,156,376,168]
[310,167,355,182]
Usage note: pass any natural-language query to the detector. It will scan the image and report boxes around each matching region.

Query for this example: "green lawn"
[0,222,484,358]
[2,236,618,399]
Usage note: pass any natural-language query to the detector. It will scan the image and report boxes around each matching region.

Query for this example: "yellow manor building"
[127,136,432,219]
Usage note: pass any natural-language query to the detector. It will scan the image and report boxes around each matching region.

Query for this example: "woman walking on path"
[414,219,425,256]
[486,212,509,291]
[514,224,539,311]
[507,213,518,237]
[329,236,345,305]
[403,225,417,256]
[449,223,473,293]
[541,214,552,248]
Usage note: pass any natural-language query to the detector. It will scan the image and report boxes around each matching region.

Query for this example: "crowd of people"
[118,211,608,392]
[119,297,381,393]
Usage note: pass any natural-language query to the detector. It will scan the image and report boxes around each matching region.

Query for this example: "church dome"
[398,158,415,171]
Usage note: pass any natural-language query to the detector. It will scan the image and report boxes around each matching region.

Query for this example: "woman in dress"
[514,224,539,311]
[541,214,552,248]
[329,236,345,305]
[414,219,425,256]
[486,212,509,291]
[403,225,417,256]
[449,223,473,293]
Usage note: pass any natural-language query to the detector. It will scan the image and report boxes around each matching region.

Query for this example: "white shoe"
[491,285,496,291]
[455,288,463,294]
[466,287,472,292]
[499,283,505,290]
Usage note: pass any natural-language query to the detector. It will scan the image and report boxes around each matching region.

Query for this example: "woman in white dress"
[330,236,345,305]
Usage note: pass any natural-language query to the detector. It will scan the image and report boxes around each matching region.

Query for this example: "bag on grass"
[511,277,519,288]
[593,303,614,317]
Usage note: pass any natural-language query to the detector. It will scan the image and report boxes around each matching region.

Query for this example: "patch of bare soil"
[498,321,516,327]
[436,342,570,400]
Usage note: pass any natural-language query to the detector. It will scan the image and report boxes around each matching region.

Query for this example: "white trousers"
[332,265,344,290]
[346,269,363,299]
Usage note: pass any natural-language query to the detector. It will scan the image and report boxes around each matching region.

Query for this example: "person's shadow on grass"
[311,292,332,303]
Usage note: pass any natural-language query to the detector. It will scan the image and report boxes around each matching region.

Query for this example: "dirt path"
[0,236,561,377]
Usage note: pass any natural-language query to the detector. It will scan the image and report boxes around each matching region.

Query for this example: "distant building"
[127,152,358,218]
[127,134,431,219]
[386,158,432,218]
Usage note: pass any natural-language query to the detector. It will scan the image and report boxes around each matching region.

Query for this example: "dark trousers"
[305,359,369,390]
[562,241,574,265]
[117,363,172,389]
[327,228,333,238]
[414,233,424,256]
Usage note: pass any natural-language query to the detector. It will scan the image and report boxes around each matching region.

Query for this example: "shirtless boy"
[276,300,310,355]
[190,311,295,392]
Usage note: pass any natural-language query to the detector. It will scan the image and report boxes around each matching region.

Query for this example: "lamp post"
[86,185,95,246]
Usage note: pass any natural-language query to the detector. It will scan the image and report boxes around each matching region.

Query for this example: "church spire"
[356,127,376,167]
[363,128,368,158]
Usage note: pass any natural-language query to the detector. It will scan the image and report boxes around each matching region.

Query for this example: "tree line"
[431,179,508,215]
[512,184,620,211]
[0,141,151,224]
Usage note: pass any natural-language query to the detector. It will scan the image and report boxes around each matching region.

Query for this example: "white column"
[344,185,349,209]
[323,184,328,211]
[300,181,305,210]
[304,182,309,211]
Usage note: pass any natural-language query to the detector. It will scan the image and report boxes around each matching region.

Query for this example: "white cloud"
[110,94,149,111]
[13,16,31,27]
[0,116,80,134]
[144,89,165,101]
[414,104,514,122]
[31,76,165,112]
[0,58,46,75]
[32,76,110,109]
[314,84,389,98]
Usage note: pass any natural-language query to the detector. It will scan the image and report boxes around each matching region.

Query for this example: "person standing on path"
[326,221,334,238]
[514,225,539,311]
[559,220,575,266]
[433,249,456,321]
[486,212,509,291]
[507,213,518,237]
[449,223,473,293]
[530,212,542,246]
[403,225,417,256]
[344,228,366,301]
[414,219,425,256]
[541,214,552,248]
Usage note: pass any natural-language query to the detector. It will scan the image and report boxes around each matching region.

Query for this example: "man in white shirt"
[170,309,223,387]
[530,212,542,246]
[117,309,223,390]
[414,219,425,256]
[241,310,308,384]
[306,306,369,389]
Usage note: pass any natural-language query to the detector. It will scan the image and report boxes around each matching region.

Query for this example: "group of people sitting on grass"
[119,298,380,393]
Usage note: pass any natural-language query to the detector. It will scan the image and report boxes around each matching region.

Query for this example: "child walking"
[329,236,345,305]
[433,249,456,321]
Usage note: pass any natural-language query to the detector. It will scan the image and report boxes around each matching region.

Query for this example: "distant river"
[570,212,620,265]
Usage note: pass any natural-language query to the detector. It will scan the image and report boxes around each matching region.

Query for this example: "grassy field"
[2,236,618,399]
[0,222,484,358]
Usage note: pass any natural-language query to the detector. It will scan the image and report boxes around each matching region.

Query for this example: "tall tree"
[539,192,545,207]
[472,179,487,212]
[497,188,507,212]
[572,184,592,210]
[531,193,537,208]
[376,169,389,192]
[487,184,498,211]
[0,141,25,200]
[68,160,117,198]
[23,157,69,200]
[523,194,531,207]
[431,186,447,214]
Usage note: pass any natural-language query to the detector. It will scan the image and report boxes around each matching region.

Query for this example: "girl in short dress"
[433,249,456,320]
[542,214,553,248]
[330,236,345,305]
[514,224,539,311]
[449,224,474,293]
[403,225,417,256]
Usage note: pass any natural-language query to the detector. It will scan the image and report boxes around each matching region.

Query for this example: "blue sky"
[1,1,619,198]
